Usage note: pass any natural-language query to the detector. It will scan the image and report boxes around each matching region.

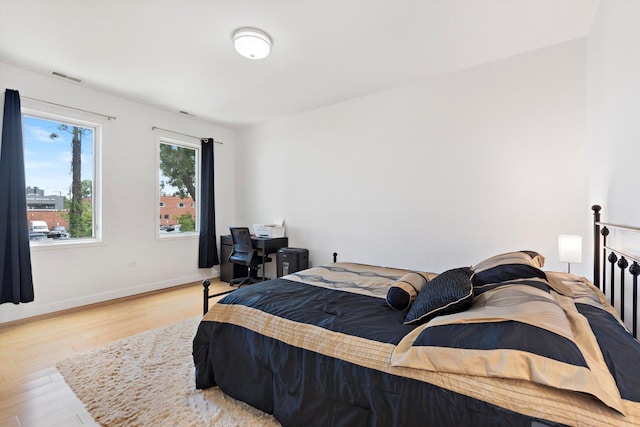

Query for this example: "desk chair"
[228,227,271,286]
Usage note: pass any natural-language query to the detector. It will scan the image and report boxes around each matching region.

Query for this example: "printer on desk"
[253,219,285,238]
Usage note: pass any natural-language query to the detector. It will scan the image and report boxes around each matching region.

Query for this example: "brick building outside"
[159,194,196,230]
[27,210,69,230]
[26,187,69,230]
[27,190,195,233]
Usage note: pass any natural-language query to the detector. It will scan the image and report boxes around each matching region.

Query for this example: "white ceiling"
[0,0,599,129]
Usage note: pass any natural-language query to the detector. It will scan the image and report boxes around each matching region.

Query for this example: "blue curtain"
[0,89,34,304]
[198,138,219,268]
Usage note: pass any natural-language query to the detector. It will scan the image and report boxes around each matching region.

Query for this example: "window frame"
[156,135,200,240]
[22,105,103,249]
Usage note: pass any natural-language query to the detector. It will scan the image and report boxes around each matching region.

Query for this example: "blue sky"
[23,115,94,197]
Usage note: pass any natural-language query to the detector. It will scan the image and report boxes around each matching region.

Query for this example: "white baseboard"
[0,272,219,324]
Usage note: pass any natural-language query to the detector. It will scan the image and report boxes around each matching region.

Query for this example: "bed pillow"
[386,272,430,311]
[472,250,546,286]
[403,267,473,325]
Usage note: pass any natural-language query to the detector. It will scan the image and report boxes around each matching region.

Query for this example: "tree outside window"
[158,140,198,234]
[23,114,98,242]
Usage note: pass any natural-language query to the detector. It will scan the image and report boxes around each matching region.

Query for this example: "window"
[157,137,199,236]
[23,111,101,243]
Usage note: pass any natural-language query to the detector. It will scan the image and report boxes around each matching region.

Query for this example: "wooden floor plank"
[0,416,19,427]
[0,279,230,426]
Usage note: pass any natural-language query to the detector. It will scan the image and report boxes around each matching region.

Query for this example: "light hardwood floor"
[0,279,232,427]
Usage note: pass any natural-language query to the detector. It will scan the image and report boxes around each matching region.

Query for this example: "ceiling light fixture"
[232,27,272,60]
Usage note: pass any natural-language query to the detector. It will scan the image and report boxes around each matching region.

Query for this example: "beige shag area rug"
[56,316,281,427]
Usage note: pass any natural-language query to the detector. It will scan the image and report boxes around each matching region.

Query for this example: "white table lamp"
[559,234,582,273]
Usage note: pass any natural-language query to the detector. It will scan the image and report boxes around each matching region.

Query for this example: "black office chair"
[228,227,271,286]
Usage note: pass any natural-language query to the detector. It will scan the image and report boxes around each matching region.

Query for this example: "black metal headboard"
[592,205,640,337]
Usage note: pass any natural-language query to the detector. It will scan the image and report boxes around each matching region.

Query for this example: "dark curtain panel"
[0,89,34,304]
[198,138,219,268]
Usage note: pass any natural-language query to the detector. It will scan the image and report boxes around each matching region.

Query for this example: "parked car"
[29,232,48,241]
[48,225,70,239]
[29,220,49,233]
[160,224,182,233]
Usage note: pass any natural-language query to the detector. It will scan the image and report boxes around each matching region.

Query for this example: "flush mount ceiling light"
[232,27,272,59]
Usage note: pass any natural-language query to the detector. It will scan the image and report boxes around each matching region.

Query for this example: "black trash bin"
[277,248,309,277]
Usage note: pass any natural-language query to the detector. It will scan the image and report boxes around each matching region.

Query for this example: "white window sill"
[157,232,199,241]
[29,238,105,251]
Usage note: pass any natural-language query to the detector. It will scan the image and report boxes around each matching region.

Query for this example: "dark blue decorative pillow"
[403,267,473,325]
[386,272,429,311]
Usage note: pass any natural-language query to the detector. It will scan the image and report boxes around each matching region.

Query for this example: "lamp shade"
[558,235,582,264]
[232,28,272,59]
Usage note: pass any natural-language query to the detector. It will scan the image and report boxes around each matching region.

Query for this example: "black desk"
[220,235,288,282]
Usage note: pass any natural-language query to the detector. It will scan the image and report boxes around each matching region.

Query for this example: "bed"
[193,206,640,426]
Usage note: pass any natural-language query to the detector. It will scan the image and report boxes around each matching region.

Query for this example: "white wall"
[236,40,589,277]
[587,0,640,331]
[587,0,640,226]
[0,62,235,323]
[0,33,597,323]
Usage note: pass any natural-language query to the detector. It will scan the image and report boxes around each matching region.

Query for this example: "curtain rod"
[21,96,116,120]
[152,126,224,144]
